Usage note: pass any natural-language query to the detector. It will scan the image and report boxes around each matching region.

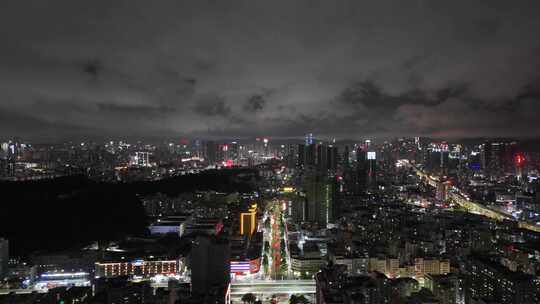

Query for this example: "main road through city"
[229,196,313,303]
[265,198,292,280]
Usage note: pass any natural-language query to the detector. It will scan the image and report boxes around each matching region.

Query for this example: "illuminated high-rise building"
[481,141,516,175]
[95,257,181,278]
[366,151,377,189]
[0,142,8,159]
[305,133,314,145]
[364,139,372,151]
[436,181,450,201]
[291,196,307,223]
[240,203,257,236]
[285,144,297,168]
[230,141,239,162]
[303,173,325,224]
[130,151,151,167]
[194,139,203,158]
[219,144,230,164]
[302,173,337,226]
[515,152,526,180]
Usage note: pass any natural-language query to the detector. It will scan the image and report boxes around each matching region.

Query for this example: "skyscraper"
[205,141,217,165]
[297,144,305,167]
[306,143,316,167]
[291,197,307,223]
[240,203,257,236]
[305,133,314,145]
[317,144,328,171]
[302,172,336,226]
[426,143,449,175]
[354,147,368,194]
[481,141,508,176]
[286,144,297,168]
[366,151,377,190]
[190,235,230,302]
[0,238,8,280]
[230,141,239,163]
[327,145,339,172]
[133,151,151,167]
[342,145,350,169]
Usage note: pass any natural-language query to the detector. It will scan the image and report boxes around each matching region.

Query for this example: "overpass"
[0,288,47,295]
[448,192,509,221]
[405,160,540,232]
[230,280,315,299]
[1,280,316,302]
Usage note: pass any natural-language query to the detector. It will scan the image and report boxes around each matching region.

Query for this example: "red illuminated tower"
[514,153,525,180]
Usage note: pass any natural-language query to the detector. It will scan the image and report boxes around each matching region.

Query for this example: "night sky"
[2,1,540,141]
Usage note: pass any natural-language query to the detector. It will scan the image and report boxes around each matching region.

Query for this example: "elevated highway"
[405,160,540,232]
[0,288,47,295]
[230,279,315,297]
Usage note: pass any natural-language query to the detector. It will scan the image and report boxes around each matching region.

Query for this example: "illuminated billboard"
[367,152,376,160]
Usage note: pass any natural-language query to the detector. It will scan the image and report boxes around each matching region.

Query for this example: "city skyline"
[2,2,540,303]
[2,1,540,141]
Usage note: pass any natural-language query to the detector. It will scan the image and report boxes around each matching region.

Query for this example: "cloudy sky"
[1,0,540,141]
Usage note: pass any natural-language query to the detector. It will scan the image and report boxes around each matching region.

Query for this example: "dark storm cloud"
[339,81,470,109]
[244,94,267,113]
[83,60,101,80]
[2,0,540,140]
[97,103,175,117]
[0,107,101,141]
[193,96,231,117]
[339,81,383,106]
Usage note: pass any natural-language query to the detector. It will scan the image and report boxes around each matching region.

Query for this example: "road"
[230,280,315,303]
[0,288,47,295]
[264,198,292,280]
[406,160,540,232]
